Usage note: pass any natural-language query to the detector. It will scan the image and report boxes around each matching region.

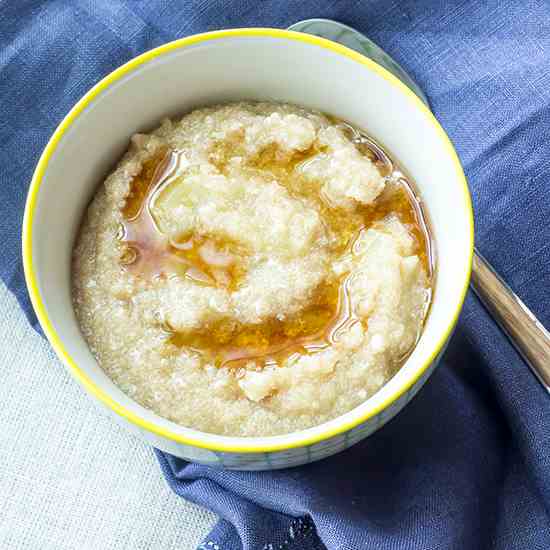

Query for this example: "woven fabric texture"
[0,282,216,549]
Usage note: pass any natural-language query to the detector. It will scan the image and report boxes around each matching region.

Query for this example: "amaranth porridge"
[72,102,432,436]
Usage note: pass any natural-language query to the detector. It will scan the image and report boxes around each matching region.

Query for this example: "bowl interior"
[25,31,472,452]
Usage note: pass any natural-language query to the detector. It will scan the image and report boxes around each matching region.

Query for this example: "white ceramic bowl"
[23,29,473,470]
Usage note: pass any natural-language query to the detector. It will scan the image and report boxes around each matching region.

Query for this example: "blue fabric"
[2,1,549,548]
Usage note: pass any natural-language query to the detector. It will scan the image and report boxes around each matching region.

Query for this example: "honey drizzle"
[166,274,357,369]
[119,122,433,370]
[120,149,244,288]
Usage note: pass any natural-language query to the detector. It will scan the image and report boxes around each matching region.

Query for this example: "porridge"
[72,102,432,437]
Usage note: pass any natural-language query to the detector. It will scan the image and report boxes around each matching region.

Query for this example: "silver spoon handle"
[288,19,550,393]
[471,250,550,392]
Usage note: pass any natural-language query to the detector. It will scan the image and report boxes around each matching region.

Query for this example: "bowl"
[22,28,473,470]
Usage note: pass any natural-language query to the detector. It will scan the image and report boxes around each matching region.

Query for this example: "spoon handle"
[288,19,550,393]
[471,250,550,392]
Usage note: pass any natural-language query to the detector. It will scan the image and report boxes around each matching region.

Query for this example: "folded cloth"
[1,1,549,549]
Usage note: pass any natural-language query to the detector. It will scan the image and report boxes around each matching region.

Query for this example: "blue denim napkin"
[2,1,549,549]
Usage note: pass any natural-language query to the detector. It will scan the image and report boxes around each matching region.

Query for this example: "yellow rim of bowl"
[22,28,474,454]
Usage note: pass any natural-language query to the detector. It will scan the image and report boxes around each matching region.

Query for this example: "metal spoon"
[288,18,550,393]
